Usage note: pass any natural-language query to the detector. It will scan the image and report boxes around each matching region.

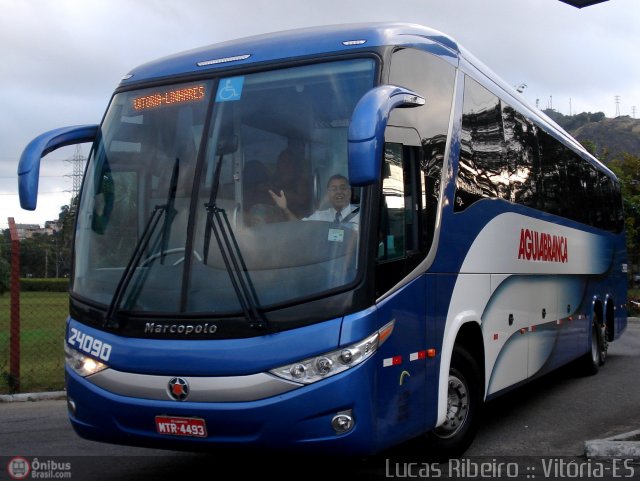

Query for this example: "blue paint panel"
[374,277,432,448]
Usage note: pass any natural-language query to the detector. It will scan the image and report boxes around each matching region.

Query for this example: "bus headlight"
[269,320,394,384]
[64,343,109,377]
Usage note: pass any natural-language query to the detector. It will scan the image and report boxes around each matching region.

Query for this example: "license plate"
[155,416,207,438]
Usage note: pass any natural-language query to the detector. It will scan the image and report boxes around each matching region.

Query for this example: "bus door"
[374,126,431,445]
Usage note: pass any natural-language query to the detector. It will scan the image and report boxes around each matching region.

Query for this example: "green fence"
[0,288,68,394]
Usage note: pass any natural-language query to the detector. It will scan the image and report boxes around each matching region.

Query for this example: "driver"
[269,174,359,229]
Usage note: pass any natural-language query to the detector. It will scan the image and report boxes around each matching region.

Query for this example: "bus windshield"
[72,58,376,316]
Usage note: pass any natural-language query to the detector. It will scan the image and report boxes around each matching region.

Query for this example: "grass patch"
[0,291,68,394]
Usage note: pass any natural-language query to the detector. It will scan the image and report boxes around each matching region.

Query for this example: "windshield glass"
[73,59,376,315]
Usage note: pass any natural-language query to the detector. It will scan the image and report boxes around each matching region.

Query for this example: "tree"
[581,140,597,157]
[19,233,49,278]
[56,196,78,277]
[608,153,640,276]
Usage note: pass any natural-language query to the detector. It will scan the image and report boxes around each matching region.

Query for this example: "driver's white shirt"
[303,204,359,229]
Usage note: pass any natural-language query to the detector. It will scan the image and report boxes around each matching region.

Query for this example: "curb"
[0,391,66,403]
[585,430,640,458]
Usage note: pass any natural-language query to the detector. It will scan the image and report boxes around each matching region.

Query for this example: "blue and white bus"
[19,23,627,458]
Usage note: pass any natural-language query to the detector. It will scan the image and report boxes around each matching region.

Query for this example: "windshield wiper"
[204,203,268,330]
[202,153,268,331]
[160,158,179,263]
[103,158,180,328]
[103,204,166,328]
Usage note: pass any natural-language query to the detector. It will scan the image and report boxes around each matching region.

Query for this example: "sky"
[1,0,639,230]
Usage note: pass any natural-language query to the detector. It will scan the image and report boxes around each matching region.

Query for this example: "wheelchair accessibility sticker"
[216,77,244,102]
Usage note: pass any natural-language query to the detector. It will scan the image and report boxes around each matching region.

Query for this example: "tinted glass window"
[454,78,623,233]
[502,105,539,208]
[455,77,507,211]
[389,48,455,250]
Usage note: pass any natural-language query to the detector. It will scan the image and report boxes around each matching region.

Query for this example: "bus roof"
[120,22,460,86]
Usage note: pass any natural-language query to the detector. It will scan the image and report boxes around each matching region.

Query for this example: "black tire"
[421,346,483,461]
[579,321,607,376]
[596,321,608,366]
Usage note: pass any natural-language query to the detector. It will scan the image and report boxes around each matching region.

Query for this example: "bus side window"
[455,76,507,211]
[377,143,420,262]
[375,142,422,296]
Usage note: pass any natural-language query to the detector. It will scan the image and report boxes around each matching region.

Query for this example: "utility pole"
[614,95,621,117]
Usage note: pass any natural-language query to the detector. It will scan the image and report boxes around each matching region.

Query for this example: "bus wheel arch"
[425,316,485,459]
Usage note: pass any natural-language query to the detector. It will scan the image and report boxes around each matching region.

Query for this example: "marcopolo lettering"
[517,228,568,263]
[144,322,218,335]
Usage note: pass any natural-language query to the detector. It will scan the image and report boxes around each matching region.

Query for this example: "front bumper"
[66,359,378,455]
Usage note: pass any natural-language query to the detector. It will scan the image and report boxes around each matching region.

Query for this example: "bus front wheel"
[422,346,482,460]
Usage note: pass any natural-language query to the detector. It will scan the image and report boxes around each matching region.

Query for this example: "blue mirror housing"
[18,125,99,210]
[348,85,425,186]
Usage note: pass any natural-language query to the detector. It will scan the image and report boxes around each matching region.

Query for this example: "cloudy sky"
[1,0,638,229]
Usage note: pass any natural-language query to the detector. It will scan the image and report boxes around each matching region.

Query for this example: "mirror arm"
[18,125,98,210]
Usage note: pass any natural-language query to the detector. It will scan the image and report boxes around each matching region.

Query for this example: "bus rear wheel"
[597,322,608,365]
[580,321,607,375]
[422,347,482,460]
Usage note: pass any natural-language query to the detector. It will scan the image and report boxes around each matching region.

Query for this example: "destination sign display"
[133,84,206,111]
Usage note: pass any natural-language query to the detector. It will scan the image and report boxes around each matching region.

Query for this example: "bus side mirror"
[18,125,99,210]
[348,85,425,186]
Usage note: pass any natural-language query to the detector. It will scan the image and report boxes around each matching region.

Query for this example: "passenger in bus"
[243,160,280,226]
[269,174,359,229]
[268,148,312,219]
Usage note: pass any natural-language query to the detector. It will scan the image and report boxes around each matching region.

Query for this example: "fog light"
[331,410,355,434]
[67,397,76,416]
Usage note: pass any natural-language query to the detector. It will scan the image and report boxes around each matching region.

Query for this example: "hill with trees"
[544,109,640,162]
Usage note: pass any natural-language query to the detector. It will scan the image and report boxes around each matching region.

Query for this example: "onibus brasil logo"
[7,457,72,479]
[6,457,30,480]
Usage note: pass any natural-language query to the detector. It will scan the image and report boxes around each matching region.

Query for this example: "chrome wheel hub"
[435,373,469,439]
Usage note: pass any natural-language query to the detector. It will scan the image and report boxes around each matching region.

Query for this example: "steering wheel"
[140,248,203,267]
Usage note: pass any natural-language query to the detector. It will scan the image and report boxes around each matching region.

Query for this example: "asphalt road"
[1,320,639,480]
